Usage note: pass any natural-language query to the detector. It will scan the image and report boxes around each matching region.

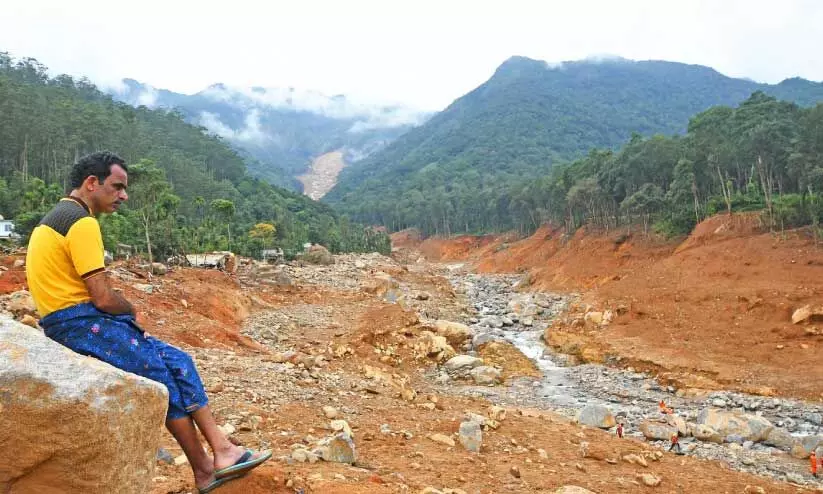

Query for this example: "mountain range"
[111,80,431,190]
[324,56,823,219]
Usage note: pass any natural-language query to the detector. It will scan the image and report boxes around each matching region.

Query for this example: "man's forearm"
[94,288,135,316]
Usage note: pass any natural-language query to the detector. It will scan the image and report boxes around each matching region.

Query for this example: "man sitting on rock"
[26,151,270,493]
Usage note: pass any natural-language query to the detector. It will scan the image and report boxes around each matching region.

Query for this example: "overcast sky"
[1,0,821,111]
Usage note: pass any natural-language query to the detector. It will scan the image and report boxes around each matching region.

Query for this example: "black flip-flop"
[214,449,272,479]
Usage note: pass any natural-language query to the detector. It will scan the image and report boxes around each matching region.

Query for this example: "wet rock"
[576,404,616,429]
[458,420,482,453]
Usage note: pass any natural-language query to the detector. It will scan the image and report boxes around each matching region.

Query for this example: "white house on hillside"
[0,216,19,239]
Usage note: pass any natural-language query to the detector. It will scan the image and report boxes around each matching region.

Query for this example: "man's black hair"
[69,151,127,189]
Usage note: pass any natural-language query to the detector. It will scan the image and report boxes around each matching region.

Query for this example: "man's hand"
[84,272,135,316]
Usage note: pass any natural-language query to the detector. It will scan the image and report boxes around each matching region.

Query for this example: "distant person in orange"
[659,400,672,415]
[616,423,624,439]
[811,451,818,477]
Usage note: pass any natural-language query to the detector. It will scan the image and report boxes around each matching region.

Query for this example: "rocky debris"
[156,448,174,465]
[291,448,319,464]
[509,465,521,478]
[553,487,597,494]
[12,259,25,268]
[322,406,339,419]
[1,290,36,318]
[19,314,39,329]
[622,453,648,467]
[150,262,167,275]
[362,272,402,302]
[488,405,507,422]
[415,331,456,362]
[637,473,661,487]
[640,421,677,440]
[470,366,502,386]
[0,318,168,493]
[316,432,356,464]
[443,355,484,378]
[791,304,823,324]
[576,404,616,429]
[133,283,154,294]
[432,320,473,347]
[458,420,482,452]
[428,433,456,447]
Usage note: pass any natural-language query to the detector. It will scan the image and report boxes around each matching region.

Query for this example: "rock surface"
[0,317,168,493]
[576,404,616,429]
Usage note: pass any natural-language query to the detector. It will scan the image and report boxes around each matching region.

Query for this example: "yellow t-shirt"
[26,197,106,317]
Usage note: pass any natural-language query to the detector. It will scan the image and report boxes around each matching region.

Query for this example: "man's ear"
[83,175,100,191]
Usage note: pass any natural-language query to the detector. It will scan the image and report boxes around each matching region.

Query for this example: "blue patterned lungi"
[40,302,208,420]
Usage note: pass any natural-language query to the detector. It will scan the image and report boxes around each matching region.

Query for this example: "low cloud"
[136,86,159,107]
[201,84,428,130]
[198,109,268,143]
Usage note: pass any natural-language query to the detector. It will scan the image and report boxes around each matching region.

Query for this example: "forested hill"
[324,56,823,232]
[0,53,389,257]
[112,79,429,191]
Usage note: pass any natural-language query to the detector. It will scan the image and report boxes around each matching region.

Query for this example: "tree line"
[0,53,390,258]
[337,91,823,238]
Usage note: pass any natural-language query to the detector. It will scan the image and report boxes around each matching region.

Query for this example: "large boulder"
[414,331,456,362]
[470,366,502,385]
[763,427,796,451]
[0,317,168,493]
[303,244,334,265]
[576,404,616,429]
[639,421,677,440]
[444,355,484,377]
[696,409,773,442]
[433,320,473,347]
[691,423,723,443]
[790,435,822,459]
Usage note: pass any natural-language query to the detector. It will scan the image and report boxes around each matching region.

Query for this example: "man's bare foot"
[213,443,263,471]
[193,466,216,490]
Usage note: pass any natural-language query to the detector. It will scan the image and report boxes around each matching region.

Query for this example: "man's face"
[91,164,128,214]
